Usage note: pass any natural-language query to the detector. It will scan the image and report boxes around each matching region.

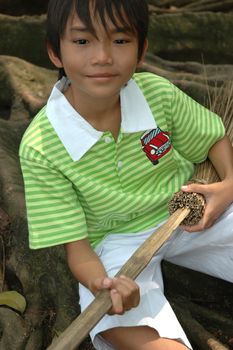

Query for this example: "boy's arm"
[64,238,140,314]
[65,239,107,292]
[181,135,233,232]
[208,134,233,182]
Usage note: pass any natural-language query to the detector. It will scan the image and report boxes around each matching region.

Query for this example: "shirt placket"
[115,131,124,184]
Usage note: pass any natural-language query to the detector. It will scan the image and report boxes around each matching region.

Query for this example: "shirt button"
[118,161,123,168]
[104,136,112,143]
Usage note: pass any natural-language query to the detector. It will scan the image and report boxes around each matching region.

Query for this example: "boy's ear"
[137,39,148,68]
[47,42,63,68]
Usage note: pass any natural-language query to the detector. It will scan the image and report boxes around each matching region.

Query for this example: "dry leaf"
[0,291,26,313]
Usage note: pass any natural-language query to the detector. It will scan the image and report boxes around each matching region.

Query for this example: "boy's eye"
[74,39,89,45]
[114,39,129,44]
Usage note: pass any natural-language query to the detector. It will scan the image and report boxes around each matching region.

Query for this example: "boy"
[19,0,233,349]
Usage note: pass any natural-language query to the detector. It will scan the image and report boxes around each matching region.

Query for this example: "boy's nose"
[91,43,113,65]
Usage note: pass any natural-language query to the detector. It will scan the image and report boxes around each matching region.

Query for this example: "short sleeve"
[169,83,225,163]
[20,149,88,249]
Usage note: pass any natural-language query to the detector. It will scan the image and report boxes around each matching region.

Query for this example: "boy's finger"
[92,277,113,293]
[180,224,203,233]
[180,213,214,232]
[112,276,140,308]
[109,289,124,315]
[102,277,113,288]
[112,276,137,293]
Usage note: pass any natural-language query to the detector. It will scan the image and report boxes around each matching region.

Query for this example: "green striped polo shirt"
[19,72,225,249]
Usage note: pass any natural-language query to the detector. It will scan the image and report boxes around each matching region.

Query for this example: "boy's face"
[48,8,147,104]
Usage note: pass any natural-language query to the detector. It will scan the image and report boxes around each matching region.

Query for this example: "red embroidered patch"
[140,128,172,165]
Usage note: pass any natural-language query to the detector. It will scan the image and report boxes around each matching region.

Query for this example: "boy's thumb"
[181,183,204,194]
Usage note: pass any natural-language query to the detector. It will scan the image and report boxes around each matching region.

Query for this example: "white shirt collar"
[46,77,157,161]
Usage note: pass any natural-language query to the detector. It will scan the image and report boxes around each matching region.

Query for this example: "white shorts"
[79,204,233,350]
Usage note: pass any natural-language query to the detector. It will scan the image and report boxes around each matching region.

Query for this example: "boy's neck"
[64,86,121,141]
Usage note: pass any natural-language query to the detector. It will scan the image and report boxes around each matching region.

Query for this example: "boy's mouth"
[86,73,118,83]
[87,73,117,78]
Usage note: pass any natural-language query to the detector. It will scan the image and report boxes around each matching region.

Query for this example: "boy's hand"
[180,179,233,232]
[91,275,140,315]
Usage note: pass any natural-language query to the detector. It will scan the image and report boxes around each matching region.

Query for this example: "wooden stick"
[47,207,190,350]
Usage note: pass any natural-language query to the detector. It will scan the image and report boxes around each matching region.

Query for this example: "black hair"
[46,0,149,78]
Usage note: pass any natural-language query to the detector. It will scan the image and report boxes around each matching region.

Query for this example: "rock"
[148,0,233,13]
[0,14,49,68]
[0,0,48,16]
[141,54,233,105]
[1,11,233,69]
[148,12,233,64]
[163,261,233,350]
[0,55,56,121]
[0,118,81,349]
